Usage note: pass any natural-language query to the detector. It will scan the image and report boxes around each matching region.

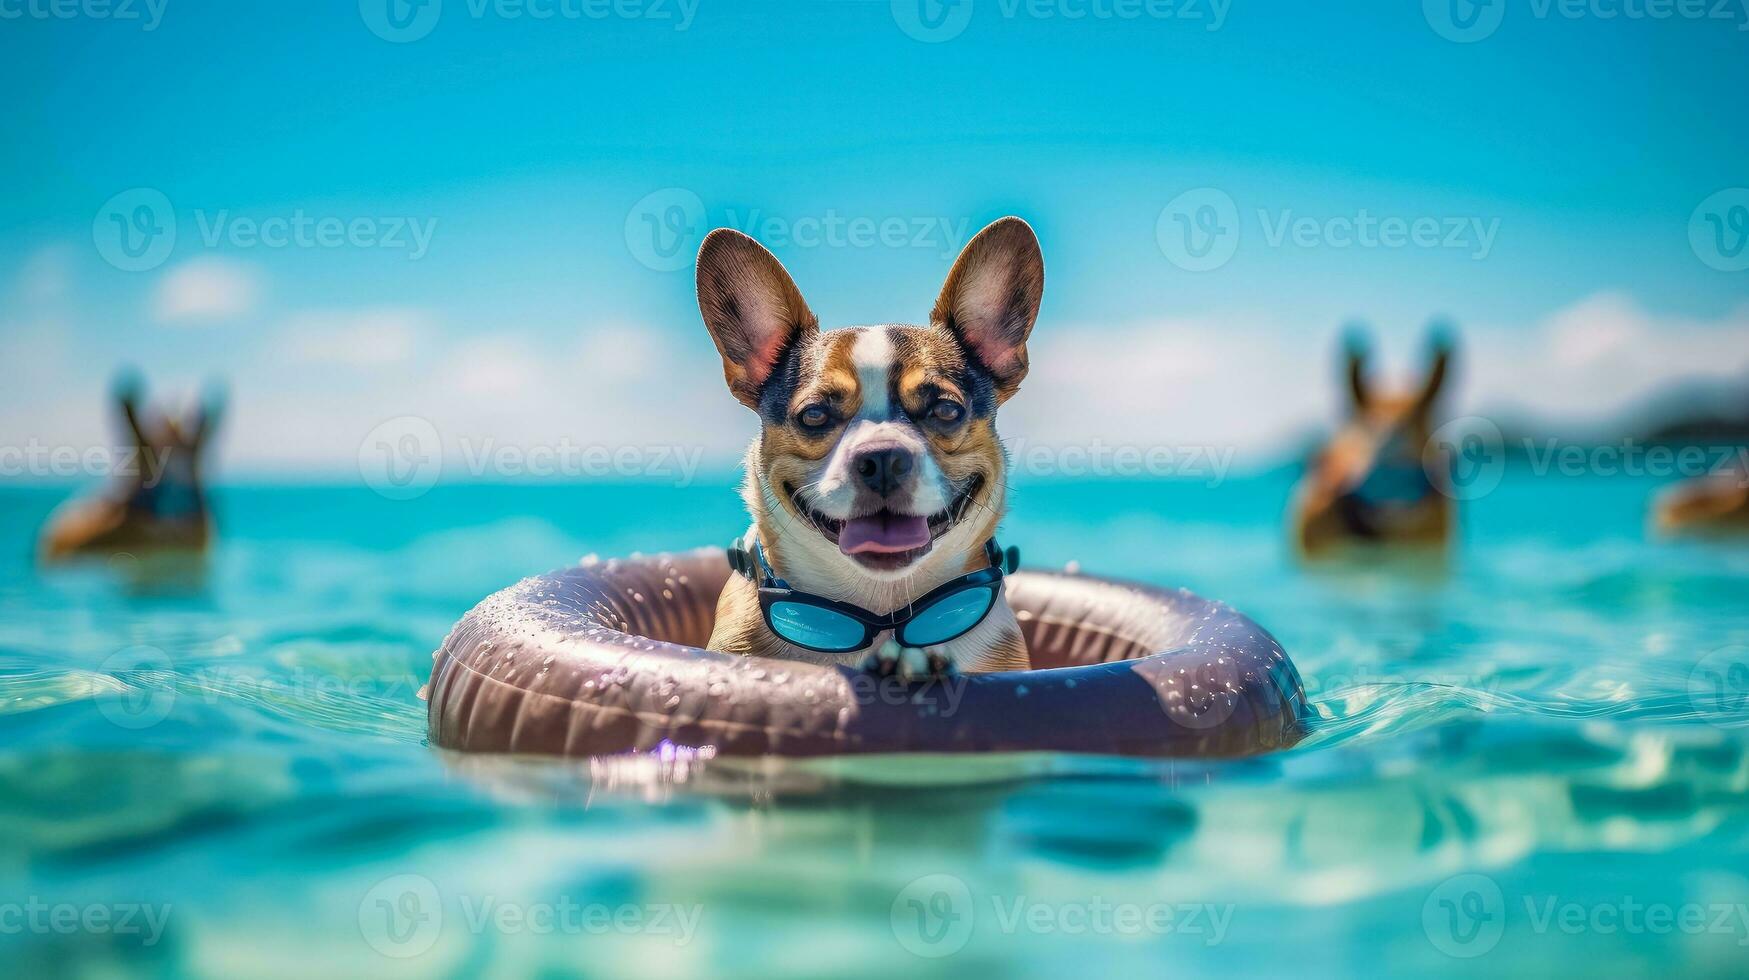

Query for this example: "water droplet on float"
[1015,685,1029,698]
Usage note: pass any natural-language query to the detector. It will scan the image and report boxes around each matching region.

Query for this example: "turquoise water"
[3,469,1747,978]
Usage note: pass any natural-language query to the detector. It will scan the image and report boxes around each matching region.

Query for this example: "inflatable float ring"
[426,549,1308,758]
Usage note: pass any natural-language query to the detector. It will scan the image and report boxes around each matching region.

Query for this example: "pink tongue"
[839,513,931,555]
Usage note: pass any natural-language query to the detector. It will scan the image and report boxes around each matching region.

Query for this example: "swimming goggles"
[727,535,1020,654]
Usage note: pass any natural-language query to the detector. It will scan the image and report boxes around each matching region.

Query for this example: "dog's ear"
[1415,324,1454,416]
[696,229,818,410]
[112,368,149,449]
[192,380,226,452]
[1342,327,1371,412]
[932,217,1043,402]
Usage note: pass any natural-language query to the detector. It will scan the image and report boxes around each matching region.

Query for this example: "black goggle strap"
[728,535,1017,586]
[726,533,784,588]
[991,539,1020,575]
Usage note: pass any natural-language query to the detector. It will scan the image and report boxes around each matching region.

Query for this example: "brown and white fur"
[1292,332,1455,556]
[39,375,221,563]
[1653,462,1749,535]
[697,217,1043,678]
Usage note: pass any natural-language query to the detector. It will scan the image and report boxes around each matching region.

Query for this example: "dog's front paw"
[861,639,957,682]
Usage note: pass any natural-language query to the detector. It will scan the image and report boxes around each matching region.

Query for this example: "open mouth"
[785,475,985,571]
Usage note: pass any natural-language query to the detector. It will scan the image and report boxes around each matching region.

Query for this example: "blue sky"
[3,1,1747,475]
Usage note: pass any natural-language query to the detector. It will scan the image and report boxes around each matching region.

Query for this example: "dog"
[39,374,222,562]
[1292,330,1455,556]
[697,217,1042,678]
[1653,462,1749,534]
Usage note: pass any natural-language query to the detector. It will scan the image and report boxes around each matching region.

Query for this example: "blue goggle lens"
[768,601,868,652]
[898,585,998,647]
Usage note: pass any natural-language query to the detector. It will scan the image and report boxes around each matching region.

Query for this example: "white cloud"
[418,324,741,451]
[0,321,109,453]
[1467,292,1749,424]
[442,335,543,400]
[1003,292,1749,465]
[14,245,74,305]
[217,320,747,474]
[1003,316,1331,459]
[278,307,426,367]
[11,290,1741,477]
[152,257,263,324]
[214,294,1749,475]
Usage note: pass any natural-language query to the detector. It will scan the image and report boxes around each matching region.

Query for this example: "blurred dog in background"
[1293,329,1455,556]
[39,373,223,563]
[1653,460,1749,535]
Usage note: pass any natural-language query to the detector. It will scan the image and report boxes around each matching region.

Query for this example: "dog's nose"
[855,446,914,496]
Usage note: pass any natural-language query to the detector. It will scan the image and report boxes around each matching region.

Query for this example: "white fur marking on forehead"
[850,327,893,420]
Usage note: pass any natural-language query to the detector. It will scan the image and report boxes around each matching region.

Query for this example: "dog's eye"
[797,405,831,430]
[930,400,966,424]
